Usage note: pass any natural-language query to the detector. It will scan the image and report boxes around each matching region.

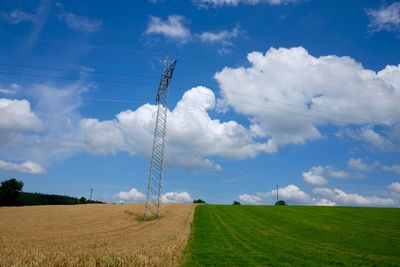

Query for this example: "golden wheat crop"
[0,203,194,267]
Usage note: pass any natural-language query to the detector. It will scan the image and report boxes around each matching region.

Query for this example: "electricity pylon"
[144,56,177,220]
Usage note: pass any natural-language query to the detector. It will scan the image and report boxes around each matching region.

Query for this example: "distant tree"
[193,199,206,204]
[0,178,24,206]
[79,197,87,204]
[275,200,287,206]
[232,201,241,205]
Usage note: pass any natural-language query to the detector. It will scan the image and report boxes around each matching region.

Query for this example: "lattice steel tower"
[144,56,177,220]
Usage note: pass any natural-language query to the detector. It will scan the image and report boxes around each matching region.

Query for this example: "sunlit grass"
[183,205,400,266]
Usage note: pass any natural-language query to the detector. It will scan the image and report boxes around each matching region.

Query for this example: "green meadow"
[183,205,400,266]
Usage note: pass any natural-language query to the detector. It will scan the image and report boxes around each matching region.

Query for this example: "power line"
[0,34,166,56]
[82,97,148,104]
[170,86,354,125]
[0,62,158,79]
[0,62,394,127]
[0,63,381,125]
[0,34,220,68]
[170,85,387,126]
[172,80,377,125]
[0,71,155,86]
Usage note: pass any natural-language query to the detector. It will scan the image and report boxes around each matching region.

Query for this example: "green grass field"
[182,205,400,266]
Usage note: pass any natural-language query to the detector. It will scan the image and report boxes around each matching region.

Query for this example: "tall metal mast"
[144,56,177,220]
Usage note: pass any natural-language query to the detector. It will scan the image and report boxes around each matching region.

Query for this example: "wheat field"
[0,203,194,267]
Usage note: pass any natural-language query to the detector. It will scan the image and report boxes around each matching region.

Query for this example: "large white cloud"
[0,159,46,174]
[79,87,267,171]
[0,98,43,136]
[313,187,396,206]
[215,47,400,152]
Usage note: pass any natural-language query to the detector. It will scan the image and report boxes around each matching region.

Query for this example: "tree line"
[0,178,103,206]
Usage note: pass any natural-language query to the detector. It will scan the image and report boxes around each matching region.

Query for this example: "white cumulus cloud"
[0,98,43,136]
[314,198,336,206]
[116,188,146,201]
[215,47,400,153]
[161,191,192,203]
[79,86,267,171]
[388,182,400,194]
[313,187,396,206]
[239,194,261,204]
[0,160,46,174]
[258,184,312,204]
[302,166,328,186]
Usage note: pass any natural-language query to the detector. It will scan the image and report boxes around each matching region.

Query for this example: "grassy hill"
[182,205,400,266]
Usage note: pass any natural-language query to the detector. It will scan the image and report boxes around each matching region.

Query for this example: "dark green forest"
[0,178,103,206]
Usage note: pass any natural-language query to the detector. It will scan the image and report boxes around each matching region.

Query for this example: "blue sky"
[1,0,400,206]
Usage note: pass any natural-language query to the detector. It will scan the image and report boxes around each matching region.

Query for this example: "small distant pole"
[276,185,279,203]
[89,188,93,200]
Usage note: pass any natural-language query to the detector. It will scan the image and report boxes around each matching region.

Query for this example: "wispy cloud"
[0,160,46,174]
[381,164,400,175]
[145,15,242,47]
[0,10,37,24]
[146,15,191,42]
[24,0,52,49]
[194,0,300,8]
[347,158,373,172]
[0,83,20,94]
[56,3,102,33]
[366,2,400,33]
[199,26,241,45]
[0,0,52,49]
